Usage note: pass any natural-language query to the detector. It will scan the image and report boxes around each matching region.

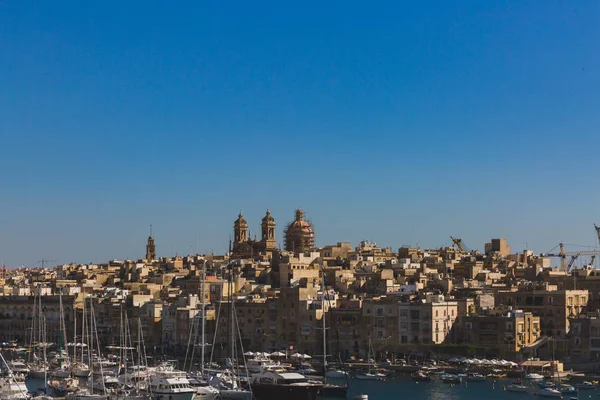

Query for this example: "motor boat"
[441,373,462,383]
[187,376,220,400]
[0,376,29,400]
[411,371,432,381]
[355,371,386,381]
[506,383,529,392]
[7,360,30,375]
[250,370,323,400]
[538,388,562,398]
[526,373,545,380]
[538,381,555,388]
[466,373,486,381]
[352,395,368,400]
[148,375,195,400]
[574,381,596,390]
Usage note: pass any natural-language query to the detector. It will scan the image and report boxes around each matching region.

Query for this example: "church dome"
[284,209,315,253]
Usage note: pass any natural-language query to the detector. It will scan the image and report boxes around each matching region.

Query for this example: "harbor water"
[26,376,600,400]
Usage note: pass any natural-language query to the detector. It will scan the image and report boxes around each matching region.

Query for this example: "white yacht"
[188,376,220,400]
[7,360,30,375]
[148,376,195,400]
[0,376,30,400]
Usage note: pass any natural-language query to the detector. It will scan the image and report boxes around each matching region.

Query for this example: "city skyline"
[2,2,600,266]
[2,205,599,268]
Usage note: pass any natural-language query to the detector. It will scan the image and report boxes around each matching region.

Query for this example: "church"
[231,210,277,258]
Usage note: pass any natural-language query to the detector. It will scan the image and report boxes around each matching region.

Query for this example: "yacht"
[321,370,350,397]
[148,375,196,400]
[188,376,220,400]
[0,376,30,400]
[7,360,30,375]
[250,370,323,400]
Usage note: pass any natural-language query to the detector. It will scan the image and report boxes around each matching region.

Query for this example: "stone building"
[284,209,315,253]
[463,309,541,356]
[398,294,459,345]
[495,286,588,337]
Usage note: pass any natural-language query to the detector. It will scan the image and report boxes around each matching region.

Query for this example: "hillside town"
[3,208,600,378]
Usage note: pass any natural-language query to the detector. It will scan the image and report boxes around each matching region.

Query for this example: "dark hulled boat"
[250,371,323,400]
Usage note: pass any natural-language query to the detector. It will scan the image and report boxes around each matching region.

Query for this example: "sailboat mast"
[201,261,206,376]
[322,267,327,374]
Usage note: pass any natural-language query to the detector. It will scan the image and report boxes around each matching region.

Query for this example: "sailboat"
[319,267,349,398]
[185,262,220,400]
[217,259,252,400]
[28,288,49,379]
[354,340,385,381]
[72,299,91,378]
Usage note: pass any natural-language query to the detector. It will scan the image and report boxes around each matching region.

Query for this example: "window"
[401,335,408,344]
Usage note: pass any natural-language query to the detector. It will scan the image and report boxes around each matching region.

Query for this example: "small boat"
[538,381,556,388]
[355,371,386,381]
[488,370,507,379]
[574,381,595,390]
[526,373,545,380]
[441,373,462,383]
[559,385,576,394]
[411,371,431,382]
[352,395,368,400]
[506,383,529,392]
[467,373,486,381]
[538,388,562,398]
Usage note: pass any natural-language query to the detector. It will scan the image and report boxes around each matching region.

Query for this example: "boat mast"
[201,260,206,376]
[322,267,327,376]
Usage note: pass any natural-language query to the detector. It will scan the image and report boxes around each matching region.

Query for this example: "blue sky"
[1,1,599,267]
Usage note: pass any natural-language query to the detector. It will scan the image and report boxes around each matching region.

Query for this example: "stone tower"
[234,212,248,245]
[284,209,315,253]
[261,209,276,250]
[146,226,156,261]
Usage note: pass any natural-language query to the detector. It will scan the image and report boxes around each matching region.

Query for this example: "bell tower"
[146,224,156,261]
[234,212,248,245]
[261,209,276,250]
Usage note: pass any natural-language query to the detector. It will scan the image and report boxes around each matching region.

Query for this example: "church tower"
[234,212,248,245]
[146,225,156,261]
[261,209,276,250]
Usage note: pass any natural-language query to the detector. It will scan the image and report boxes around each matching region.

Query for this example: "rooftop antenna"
[150,224,153,237]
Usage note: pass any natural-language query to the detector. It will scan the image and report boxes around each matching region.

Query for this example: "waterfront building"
[463,309,541,356]
[398,294,459,345]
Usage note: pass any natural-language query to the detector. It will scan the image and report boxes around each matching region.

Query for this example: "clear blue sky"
[1,1,599,267]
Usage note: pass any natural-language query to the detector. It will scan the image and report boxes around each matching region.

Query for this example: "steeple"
[234,212,248,244]
[146,225,156,261]
[261,209,276,250]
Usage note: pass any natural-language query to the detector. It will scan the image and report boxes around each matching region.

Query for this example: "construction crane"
[37,259,57,269]
[450,236,469,253]
[595,224,600,247]
[543,243,600,272]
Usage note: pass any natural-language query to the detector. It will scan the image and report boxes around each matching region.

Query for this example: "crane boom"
[544,243,600,272]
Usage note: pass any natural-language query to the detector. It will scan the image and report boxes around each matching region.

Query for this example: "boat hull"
[251,383,323,400]
[319,384,348,397]
[219,389,253,400]
[151,392,195,400]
